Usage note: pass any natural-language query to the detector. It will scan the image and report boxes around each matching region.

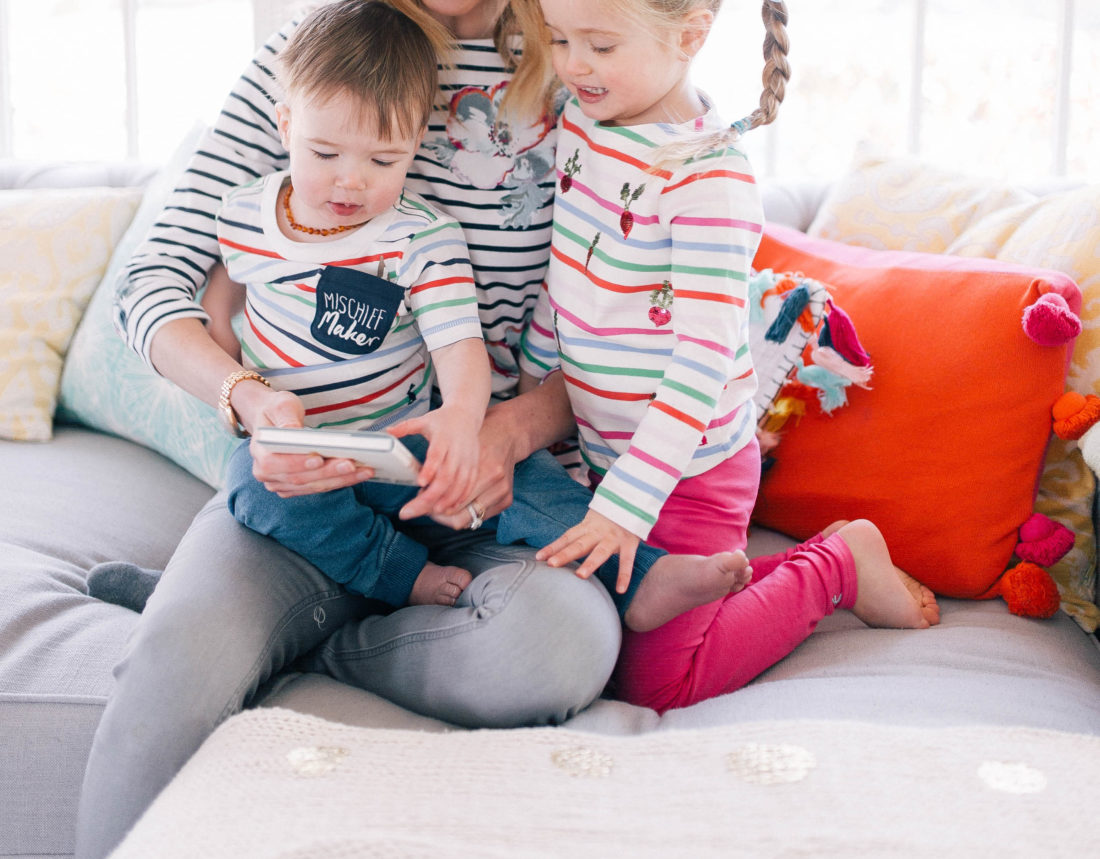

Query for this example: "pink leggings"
[613,440,858,714]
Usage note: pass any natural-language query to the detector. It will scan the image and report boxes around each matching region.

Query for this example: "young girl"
[515,0,941,712]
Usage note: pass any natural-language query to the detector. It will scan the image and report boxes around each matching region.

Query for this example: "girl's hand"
[241,387,374,497]
[389,406,480,516]
[536,509,641,594]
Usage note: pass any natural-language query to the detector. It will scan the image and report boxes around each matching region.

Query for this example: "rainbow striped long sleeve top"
[519,99,763,539]
[217,172,483,430]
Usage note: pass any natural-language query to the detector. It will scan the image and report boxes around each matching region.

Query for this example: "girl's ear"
[275,103,292,148]
[679,7,714,59]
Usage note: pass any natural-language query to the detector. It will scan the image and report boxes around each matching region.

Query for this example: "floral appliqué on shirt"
[422,81,556,230]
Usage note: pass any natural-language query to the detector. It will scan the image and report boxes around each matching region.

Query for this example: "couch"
[2,152,1098,859]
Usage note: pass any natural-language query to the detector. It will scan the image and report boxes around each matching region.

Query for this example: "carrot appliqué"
[619,182,645,237]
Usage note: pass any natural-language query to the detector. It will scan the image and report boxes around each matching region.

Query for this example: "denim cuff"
[369,533,431,607]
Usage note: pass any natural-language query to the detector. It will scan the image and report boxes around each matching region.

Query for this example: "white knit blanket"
[112,708,1098,858]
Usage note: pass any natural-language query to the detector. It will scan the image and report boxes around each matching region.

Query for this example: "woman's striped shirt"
[519,99,763,539]
[217,172,483,430]
[114,22,558,396]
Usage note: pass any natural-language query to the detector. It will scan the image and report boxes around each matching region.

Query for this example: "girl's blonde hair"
[508,0,790,164]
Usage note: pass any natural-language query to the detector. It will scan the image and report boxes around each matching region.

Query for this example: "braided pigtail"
[731,0,790,135]
[651,0,790,171]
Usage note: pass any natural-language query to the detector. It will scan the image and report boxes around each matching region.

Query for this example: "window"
[0,0,252,162]
[696,0,1097,181]
[1,0,1096,181]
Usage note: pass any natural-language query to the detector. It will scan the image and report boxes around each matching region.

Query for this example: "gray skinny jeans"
[75,493,620,859]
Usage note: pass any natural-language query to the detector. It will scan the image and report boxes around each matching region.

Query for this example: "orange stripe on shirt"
[663,169,755,193]
[560,114,673,180]
[564,372,655,402]
[675,288,747,308]
[552,245,662,294]
[246,308,303,368]
[410,275,477,295]
[650,400,707,432]
[306,362,425,415]
[327,250,403,268]
[219,237,284,260]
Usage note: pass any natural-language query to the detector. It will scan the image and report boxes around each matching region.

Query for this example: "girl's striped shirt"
[114,23,557,397]
[519,98,763,539]
[217,172,483,430]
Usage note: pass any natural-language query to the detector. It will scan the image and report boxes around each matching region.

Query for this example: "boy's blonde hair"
[286,1,551,131]
[279,0,439,139]
[509,0,790,162]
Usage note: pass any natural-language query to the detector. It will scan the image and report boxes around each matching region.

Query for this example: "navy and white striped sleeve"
[114,19,298,365]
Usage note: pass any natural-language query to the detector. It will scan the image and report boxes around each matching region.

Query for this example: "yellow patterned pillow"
[947,186,1100,631]
[0,188,142,440]
[808,148,1033,253]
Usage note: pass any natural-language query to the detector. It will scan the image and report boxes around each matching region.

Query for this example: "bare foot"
[840,520,940,628]
[623,551,752,633]
[408,562,472,607]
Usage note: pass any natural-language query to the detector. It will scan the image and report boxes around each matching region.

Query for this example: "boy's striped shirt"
[217,173,482,430]
[519,99,764,538]
[114,26,557,396]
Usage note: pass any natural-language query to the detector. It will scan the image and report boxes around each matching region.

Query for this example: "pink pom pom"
[1015,513,1075,566]
[1023,292,1081,347]
[821,301,871,367]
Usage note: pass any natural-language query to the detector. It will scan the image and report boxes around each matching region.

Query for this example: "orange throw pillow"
[752,224,1081,599]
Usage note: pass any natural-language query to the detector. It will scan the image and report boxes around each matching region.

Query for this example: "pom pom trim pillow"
[751,223,1080,602]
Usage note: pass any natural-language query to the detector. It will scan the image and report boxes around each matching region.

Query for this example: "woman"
[76,3,618,857]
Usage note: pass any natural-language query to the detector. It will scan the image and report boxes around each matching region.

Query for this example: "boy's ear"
[275,103,292,148]
[679,8,714,59]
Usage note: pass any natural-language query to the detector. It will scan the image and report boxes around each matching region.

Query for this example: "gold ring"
[466,502,484,531]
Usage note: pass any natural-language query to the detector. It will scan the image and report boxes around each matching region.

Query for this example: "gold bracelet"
[217,369,270,437]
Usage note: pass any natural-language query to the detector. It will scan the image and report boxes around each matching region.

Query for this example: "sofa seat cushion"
[0,425,213,856]
[0,424,213,570]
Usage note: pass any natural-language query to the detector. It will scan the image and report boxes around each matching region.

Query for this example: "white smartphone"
[252,426,421,485]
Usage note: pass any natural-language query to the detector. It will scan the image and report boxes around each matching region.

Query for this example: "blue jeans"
[226,436,666,617]
[75,494,620,859]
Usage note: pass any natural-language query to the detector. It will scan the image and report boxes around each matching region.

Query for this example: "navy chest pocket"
[311,266,405,355]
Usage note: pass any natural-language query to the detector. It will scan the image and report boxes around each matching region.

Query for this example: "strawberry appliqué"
[560,150,581,192]
[649,280,672,326]
[620,182,645,237]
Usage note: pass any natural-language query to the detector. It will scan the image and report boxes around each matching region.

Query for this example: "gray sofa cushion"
[0,425,212,856]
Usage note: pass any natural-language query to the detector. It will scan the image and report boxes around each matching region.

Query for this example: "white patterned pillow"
[0,188,142,440]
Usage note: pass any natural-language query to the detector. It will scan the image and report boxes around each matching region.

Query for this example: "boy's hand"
[390,405,480,515]
[245,388,373,496]
[536,509,641,594]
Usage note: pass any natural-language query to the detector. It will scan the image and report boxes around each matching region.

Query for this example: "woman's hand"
[239,386,374,498]
[536,509,641,594]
